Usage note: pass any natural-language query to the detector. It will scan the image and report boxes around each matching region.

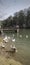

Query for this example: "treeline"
[1,7,30,29]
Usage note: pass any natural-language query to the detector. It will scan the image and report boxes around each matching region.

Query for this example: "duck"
[20,35,22,38]
[8,36,10,40]
[3,35,9,43]
[12,38,15,42]
[10,44,17,53]
[0,42,5,48]
[26,35,28,38]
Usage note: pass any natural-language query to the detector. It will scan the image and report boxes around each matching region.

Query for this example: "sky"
[0,0,30,20]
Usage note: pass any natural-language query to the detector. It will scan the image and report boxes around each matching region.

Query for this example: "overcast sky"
[0,0,30,20]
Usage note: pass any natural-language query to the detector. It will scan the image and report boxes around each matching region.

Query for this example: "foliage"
[1,7,30,29]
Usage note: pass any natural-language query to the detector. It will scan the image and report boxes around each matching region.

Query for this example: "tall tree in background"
[18,10,25,28]
[26,10,30,28]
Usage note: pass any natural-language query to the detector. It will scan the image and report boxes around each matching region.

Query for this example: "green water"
[4,29,30,65]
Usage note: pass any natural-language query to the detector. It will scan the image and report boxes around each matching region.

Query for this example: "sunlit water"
[3,29,30,65]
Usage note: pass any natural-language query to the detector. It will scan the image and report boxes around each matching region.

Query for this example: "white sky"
[0,0,30,20]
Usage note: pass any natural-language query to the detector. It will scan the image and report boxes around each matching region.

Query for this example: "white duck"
[10,44,17,52]
[3,35,9,43]
[8,36,10,40]
[12,38,15,42]
[0,42,5,48]
[1,43,5,48]
[20,35,22,38]
[26,35,28,38]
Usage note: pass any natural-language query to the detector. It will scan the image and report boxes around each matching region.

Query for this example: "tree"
[26,10,30,28]
[18,10,25,28]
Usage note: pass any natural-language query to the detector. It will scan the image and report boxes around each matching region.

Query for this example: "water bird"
[1,43,5,48]
[10,44,17,53]
[26,35,28,38]
[12,38,15,42]
[8,36,10,40]
[0,42,5,48]
[20,35,22,38]
[3,35,9,43]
